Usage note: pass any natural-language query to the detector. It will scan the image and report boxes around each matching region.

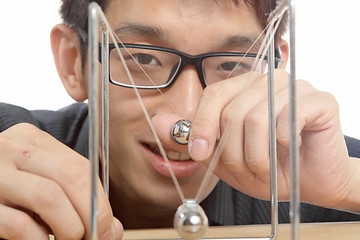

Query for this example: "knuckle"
[319,91,338,104]
[247,71,263,78]
[32,180,64,210]
[61,159,89,187]
[244,110,263,130]
[220,110,243,135]
[296,79,314,90]
[12,123,50,148]
[241,71,262,84]
[251,75,267,86]
[316,91,340,115]
[53,222,84,240]
[1,123,40,143]
[64,226,85,240]
[203,79,241,100]
[12,123,40,136]
[274,68,289,79]
[7,211,34,239]
[220,108,233,126]
[23,126,47,146]
[4,123,47,147]
[246,156,270,175]
[233,72,262,90]
[202,82,222,98]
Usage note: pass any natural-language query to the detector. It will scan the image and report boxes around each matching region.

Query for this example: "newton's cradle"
[85,1,339,239]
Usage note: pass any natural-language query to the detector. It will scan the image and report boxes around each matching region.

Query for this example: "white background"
[1,1,359,139]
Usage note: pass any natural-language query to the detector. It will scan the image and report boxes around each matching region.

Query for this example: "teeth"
[180,153,190,161]
[148,144,190,161]
[167,151,180,160]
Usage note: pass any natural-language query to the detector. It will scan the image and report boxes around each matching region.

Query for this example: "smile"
[148,144,191,161]
[143,143,202,179]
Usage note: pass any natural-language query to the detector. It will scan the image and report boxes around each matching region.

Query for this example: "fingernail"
[189,138,209,161]
[100,223,115,240]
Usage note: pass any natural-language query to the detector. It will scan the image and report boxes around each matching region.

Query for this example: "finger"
[0,168,85,240]
[218,72,288,175]
[244,80,316,179]
[213,70,288,175]
[104,217,123,240]
[1,203,53,234]
[277,90,340,148]
[0,204,49,240]
[4,124,114,238]
[16,149,112,239]
[189,72,262,161]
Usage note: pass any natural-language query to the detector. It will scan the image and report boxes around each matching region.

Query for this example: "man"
[0,0,360,239]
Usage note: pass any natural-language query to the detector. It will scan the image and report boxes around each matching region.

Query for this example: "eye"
[217,62,251,72]
[133,53,161,66]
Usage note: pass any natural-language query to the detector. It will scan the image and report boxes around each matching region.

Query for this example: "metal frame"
[288,0,300,239]
[87,0,299,239]
[88,3,110,240]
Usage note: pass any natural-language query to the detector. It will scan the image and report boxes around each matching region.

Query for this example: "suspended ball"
[174,199,208,240]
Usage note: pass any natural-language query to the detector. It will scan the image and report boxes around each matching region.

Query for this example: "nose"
[151,66,203,152]
[165,65,204,120]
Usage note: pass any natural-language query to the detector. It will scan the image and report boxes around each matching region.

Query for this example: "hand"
[0,123,123,240]
[189,69,358,210]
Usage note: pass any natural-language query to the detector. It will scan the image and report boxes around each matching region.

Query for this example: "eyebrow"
[217,35,262,52]
[113,23,169,41]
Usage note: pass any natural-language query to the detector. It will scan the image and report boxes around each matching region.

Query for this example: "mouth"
[143,143,202,179]
[148,144,191,161]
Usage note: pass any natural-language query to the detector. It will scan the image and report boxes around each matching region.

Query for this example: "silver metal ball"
[174,199,208,240]
[172,119,192,145]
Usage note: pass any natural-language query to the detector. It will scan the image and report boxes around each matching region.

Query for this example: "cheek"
[108,86,163,139]
[107,87,163,182]
[108,88,142,146]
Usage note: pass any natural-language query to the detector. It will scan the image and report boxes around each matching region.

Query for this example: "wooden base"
[123,222,360,239]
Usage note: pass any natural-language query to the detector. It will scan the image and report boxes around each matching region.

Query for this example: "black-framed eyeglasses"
[78,29,283,89]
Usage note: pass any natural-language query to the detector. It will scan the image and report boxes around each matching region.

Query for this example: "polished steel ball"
[174,199,208,240]
[172,119,192,145]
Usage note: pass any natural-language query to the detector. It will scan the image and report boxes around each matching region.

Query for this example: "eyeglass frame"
[78,28,283,89]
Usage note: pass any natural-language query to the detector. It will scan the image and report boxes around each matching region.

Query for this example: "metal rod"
[288,0,300,239]
[268,38,278,239]
[101,29,110,198]
[88,2,100,240]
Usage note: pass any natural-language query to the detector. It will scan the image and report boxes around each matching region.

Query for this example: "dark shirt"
[1,102,360,226]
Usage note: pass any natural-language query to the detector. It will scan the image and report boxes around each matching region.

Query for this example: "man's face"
[102,0,262,212]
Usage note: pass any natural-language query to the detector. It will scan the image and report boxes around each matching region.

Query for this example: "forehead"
[104,0,262,53]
